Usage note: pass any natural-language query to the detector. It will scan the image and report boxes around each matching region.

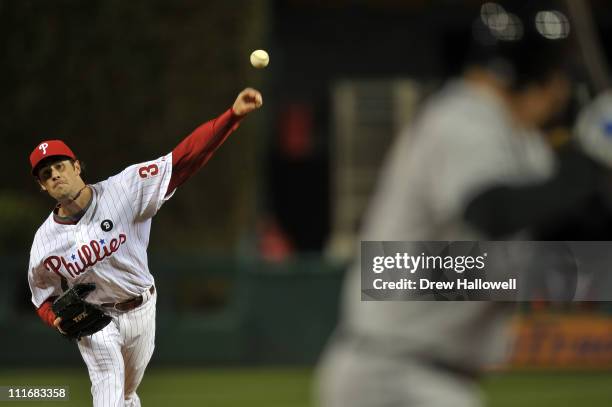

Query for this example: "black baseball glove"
[52,283,112,341]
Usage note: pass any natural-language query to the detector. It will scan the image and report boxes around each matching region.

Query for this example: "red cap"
[30,140,77,175]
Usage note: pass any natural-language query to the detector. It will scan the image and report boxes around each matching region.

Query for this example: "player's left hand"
[232,88,263,116]
[54,317,68,335]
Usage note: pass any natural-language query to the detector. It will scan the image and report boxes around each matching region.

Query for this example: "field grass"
[0,368,610,406]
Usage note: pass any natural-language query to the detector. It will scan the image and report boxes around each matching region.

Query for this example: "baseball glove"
[52,283,112,341]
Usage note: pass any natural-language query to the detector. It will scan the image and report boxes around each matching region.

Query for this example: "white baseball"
[250,49,269,69]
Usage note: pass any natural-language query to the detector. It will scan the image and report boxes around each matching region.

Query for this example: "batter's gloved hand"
[52,283,112,341]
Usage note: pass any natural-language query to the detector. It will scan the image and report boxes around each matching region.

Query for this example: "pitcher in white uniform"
[28,88,263,407]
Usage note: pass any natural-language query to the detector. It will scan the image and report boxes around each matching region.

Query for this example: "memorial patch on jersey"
[138,163,160,179]
[42,233,127,279]
[101,219,113,232]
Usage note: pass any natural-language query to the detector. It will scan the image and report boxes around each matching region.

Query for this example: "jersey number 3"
[138,164,159,179]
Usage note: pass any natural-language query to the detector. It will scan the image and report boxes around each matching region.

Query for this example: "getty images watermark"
[361,241,612,301]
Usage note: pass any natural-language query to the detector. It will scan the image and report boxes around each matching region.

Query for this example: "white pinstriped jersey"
[28,152,174,308]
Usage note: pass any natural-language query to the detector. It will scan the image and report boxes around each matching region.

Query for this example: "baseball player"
[27,88,263,407]
[316,3,601,406]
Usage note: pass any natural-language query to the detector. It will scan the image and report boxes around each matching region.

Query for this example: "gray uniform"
[317,80,555,407]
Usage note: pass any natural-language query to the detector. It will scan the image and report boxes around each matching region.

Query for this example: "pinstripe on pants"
[78,290,156,407]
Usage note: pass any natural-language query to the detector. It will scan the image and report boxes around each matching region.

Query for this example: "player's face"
[37,159,83,201]
[513,72,570,128]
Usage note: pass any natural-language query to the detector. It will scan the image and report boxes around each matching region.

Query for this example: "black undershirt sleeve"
[463,145,606,238]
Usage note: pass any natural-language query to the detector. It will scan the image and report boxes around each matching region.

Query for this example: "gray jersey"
[340,80,555,368]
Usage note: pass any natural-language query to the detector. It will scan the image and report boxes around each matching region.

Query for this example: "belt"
[335,327,481,380]
[102,286,155,312]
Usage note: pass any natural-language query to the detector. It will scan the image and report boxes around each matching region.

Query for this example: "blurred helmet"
[468,1,572,89]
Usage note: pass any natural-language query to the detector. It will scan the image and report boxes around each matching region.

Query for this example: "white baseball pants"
[78,288,156,407]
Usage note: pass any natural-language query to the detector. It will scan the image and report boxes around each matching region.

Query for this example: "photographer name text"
[372,278,517,291]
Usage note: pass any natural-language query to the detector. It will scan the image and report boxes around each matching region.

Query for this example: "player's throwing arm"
[27,88,262,407]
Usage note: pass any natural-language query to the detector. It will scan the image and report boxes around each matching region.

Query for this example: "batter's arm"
[464,145,602,238]
[166,88,263,195]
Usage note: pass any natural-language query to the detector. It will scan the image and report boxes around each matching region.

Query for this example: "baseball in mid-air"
[250,49,269,68]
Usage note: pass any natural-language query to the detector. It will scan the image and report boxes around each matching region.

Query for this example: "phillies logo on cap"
[29,139,77,175]
[39,142,49,155]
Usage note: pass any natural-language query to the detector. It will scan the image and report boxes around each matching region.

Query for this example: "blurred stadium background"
[1,0,611,405]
